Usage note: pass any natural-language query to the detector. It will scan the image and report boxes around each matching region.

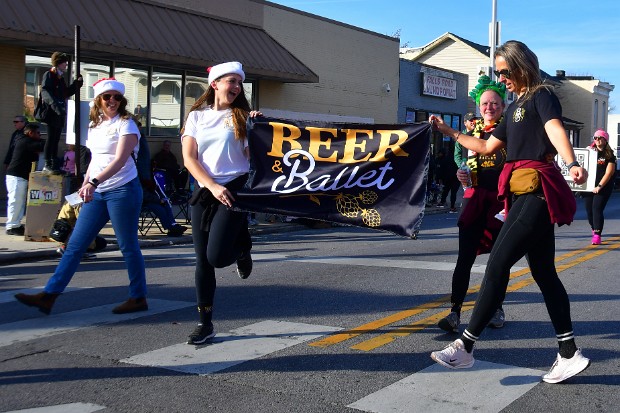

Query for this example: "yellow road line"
[309,236,620,350]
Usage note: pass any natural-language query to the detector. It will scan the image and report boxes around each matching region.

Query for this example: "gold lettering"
[341,129,373,164]
[369,130,410,162]
[267,122,302,157]
[306,127,338,162]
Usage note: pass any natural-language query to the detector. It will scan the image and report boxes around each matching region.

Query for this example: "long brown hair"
[494,40,552,103]
[89,94,131,128]
[597,140,615,161]
[183,78,251,140]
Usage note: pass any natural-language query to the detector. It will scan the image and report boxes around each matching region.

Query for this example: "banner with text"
[234,118,431,238]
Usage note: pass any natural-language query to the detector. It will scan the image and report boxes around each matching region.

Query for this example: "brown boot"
[14,292,59,315]
[112,297,148,314]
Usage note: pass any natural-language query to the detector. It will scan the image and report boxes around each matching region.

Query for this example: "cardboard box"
[24,172,71,241]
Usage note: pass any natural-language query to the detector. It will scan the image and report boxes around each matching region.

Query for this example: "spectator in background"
[454,112,478,167]
[62,144,76,176]
[5,123,45,235]
[4,115,27,172]
[436,148,460,212]
[40,51,83,174]
[583,129,616,245]
[134,126,187,237]
[152,140,188,192]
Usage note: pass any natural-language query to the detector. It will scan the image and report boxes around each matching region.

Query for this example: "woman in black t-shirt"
[429,40,590,384]
[582,129,616,245]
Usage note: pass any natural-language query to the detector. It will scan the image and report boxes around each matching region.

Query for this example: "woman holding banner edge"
[181,61,261,345]
[429,40,590,384]
[437,75,508,333]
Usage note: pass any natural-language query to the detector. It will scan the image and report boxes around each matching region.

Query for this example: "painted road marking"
[313,237,620,351]
[4,403,106,413]
[0,299,192,348]
[139,249,521,273]
[122,320,341,375]
[348,360,544,413]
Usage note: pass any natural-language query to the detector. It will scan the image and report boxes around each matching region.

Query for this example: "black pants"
[44,123,63,164]
[191,201,250,306]
[450,197,507,308]
[467,194,573,338]
[582,186,613,233]
[441,177,460,208]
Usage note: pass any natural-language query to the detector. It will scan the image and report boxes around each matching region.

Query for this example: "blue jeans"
[5,175,28,229]
[45,178,146,298]
[144,200,175,229]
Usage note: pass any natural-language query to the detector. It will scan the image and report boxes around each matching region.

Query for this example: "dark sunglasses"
[493,69,512,79]
[102,93,123,101]
[13,120,24,123]
[593,136,605,141]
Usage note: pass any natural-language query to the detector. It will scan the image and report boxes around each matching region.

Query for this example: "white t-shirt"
[182,107,249,185]
[86,115,140,192]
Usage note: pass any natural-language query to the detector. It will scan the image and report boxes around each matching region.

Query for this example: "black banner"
[234,118,431,237]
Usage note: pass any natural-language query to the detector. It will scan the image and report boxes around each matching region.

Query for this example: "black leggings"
[451,198,507,308]
[582,187,613,233]
[191,201,249,307]
[466,194,573,338]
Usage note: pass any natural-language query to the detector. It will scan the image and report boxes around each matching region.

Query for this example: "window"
[594,99,598,129]
[151,71,182,136]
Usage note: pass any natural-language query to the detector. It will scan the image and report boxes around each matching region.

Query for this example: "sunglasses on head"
[493,69,512,79]
[102,93,123,101]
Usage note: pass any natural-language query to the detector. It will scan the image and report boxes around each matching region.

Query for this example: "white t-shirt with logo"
[86,115,140,192]
[182,107,249,185]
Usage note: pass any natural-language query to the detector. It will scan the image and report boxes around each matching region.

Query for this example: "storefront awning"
[0,0,318,83]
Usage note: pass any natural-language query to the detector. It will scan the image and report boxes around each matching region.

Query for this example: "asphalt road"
[1,193,619,413]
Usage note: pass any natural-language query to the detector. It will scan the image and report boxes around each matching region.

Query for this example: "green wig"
[469,75,506,105]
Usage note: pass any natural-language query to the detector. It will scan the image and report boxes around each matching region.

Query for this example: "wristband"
[566,161,580,170]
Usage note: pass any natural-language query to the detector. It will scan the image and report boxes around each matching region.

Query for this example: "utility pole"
[490,0,498,78]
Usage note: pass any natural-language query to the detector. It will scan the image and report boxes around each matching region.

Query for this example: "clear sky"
[268,0,620,114]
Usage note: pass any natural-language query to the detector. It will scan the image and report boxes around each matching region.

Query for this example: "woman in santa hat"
[181,61,261,345]
[16,78,147,316]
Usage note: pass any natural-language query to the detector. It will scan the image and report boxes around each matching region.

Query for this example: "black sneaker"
[236,250,253,279]
[187,323,216,345]
[6,226,25,236]
[167,224,187,237]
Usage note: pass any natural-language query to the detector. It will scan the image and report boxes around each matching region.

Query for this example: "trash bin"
[24,172,71,242]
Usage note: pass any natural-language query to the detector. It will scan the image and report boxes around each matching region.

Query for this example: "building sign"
[555,148,597,192]
[422,73,457,99]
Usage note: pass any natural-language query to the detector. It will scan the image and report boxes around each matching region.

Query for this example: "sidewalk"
[0,200,457,264]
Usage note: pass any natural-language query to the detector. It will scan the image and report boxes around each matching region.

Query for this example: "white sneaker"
[430,339,474,369]
[542,349,590,383]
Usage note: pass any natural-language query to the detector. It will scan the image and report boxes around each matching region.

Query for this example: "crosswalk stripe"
[348,360,544,413]
[121,320,341,375]
[0,299,192,348]
[4,402,106,413]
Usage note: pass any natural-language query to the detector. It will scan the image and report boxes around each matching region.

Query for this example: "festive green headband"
[469,75,506,105]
